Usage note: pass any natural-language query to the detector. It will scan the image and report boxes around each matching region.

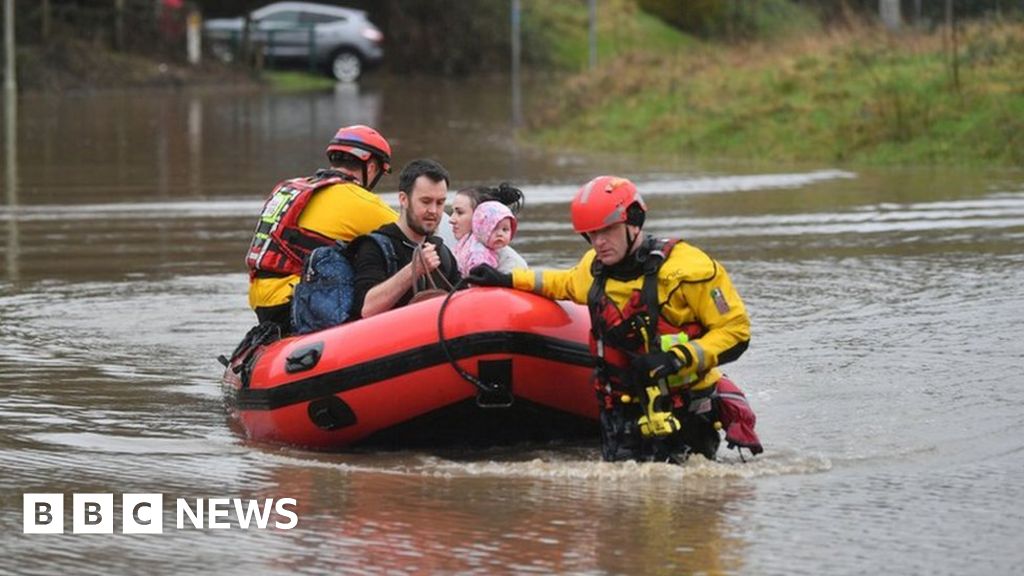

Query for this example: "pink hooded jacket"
[455,201,517,276]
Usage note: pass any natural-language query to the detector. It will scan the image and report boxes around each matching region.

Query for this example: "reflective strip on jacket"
[248,179,397,310]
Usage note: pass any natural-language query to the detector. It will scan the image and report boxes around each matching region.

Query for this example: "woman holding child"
[450,183,529,275]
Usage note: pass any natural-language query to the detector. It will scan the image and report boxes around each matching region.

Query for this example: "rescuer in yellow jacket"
[467,176,757,463]
[245,125,398,333]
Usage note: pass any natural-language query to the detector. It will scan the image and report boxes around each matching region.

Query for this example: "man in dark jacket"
[352,159,460,319]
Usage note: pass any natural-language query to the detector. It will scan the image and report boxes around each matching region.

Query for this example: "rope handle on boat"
[437,278,513,406]
[412,242,456,294]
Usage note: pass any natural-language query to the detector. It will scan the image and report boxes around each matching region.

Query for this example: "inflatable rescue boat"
[221,288,599,449]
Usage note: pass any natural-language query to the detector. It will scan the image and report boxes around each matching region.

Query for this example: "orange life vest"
[586,238,705,395]
[245,170,356,279]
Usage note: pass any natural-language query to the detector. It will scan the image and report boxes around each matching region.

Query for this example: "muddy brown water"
[2,77,1023,574]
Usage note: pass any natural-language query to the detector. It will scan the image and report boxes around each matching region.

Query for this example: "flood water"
[2,77,1023,575]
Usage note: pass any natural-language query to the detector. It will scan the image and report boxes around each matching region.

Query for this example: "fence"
[15,0,190,60]
[206,23,322,74]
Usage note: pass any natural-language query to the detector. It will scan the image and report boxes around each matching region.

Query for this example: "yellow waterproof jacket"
[248,182,398,309]
[511,239,750,391]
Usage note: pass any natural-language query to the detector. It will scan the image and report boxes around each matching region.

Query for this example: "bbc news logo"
[23,493,298,534]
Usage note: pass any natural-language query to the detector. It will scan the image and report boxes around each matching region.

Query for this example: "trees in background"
[11,1,1023,74]
[636,0,1021,39]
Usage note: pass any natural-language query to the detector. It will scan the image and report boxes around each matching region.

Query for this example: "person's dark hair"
[328,151,369,172]
[398,159,450,196]
[625,202,646,228]
[458,182,525,215]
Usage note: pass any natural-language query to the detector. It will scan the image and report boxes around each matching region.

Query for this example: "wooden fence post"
[187,8,201,65]
[114,0,125,51]
[41,0,50,40]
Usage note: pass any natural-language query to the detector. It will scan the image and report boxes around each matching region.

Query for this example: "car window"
[299,13,345,25]
[257,11,300,25]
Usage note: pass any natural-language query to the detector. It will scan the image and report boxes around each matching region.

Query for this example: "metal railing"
[210,24,319,73]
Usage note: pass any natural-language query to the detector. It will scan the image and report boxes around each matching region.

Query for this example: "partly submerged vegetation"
[528,3,1024,167]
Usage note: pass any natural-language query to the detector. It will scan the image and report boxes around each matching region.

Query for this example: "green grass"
[263,71,336,91]
[529,15,1024,167]
[523,0,695,71]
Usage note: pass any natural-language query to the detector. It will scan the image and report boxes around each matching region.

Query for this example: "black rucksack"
[290,233,397,335]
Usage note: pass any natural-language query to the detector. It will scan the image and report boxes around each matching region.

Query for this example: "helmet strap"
[364,159,384,191]
[624,224,646,258]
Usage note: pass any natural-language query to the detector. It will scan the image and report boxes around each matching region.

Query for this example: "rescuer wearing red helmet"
[245,125,398,333]
[467,176,762,463]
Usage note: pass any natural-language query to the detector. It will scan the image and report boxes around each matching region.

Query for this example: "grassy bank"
[523,0,699,70]
[262,71,336,91]
[530,17,1024,167]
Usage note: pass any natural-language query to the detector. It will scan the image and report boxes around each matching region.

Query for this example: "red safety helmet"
[570,176,646,234]
[325,124,392,173]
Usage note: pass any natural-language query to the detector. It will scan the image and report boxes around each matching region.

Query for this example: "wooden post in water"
[3,0,18,279]
[241,15,253,70]
[186,8,201,65]
[114,0,125,51]
[41,0,50,40]
[3,0,14,95]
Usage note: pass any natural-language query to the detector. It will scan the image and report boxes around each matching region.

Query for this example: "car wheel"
[330,51,362,83]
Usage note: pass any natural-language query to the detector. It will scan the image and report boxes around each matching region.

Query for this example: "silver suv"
[204,2,384,82]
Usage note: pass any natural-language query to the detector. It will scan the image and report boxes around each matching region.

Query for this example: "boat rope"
[436,278,507,398]
[410,243,456,303]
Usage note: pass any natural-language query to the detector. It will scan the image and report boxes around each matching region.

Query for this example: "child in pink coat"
[455,201,523,276]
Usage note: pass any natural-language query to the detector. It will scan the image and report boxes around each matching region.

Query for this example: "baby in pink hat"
[455,201,523,276]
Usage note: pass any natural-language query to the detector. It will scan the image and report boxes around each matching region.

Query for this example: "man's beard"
[406,211,436,237]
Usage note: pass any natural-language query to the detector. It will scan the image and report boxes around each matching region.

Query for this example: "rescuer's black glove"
[466,264,513,288]
[631,350,684,381]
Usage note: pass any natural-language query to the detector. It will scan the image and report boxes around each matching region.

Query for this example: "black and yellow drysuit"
[510,235,751,461]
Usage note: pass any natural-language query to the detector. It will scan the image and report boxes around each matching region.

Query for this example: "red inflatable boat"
[222,288,599,449]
